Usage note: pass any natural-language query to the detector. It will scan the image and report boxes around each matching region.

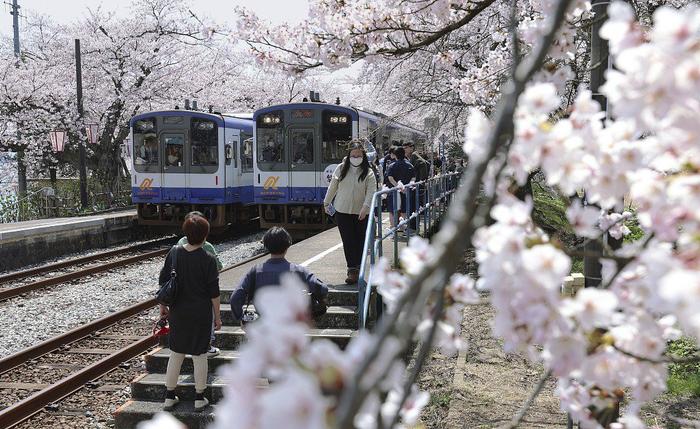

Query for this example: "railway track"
[0,250,268,428]
[0,237,177,302]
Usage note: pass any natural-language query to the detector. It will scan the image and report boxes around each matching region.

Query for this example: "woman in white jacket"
[324,141,377,284]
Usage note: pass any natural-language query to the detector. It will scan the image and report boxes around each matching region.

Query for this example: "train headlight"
[329,115,348,124]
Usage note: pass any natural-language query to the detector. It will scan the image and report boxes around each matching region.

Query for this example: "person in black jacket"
[230,227,328,321]
[159,214,220,412]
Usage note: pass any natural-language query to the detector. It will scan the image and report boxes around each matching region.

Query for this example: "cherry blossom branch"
[336,0,574,426]
[599,233,654,290]
[612,344,700,365]
[498,369,553,429]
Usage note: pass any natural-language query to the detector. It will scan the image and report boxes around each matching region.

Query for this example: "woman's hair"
[339,140,370,182]
[182,214,210,245]
[394,146,406,160]
[263,226,293,254]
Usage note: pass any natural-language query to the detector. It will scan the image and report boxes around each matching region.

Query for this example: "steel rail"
[0,299,158,374]
[0,237,175,285]
[0,249,269,374]
[0,248,170,302]
[0,335,157,429]
[0,248,271,428]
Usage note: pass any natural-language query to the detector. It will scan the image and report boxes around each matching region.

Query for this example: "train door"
[224,128,237,202]
[160,132,187,201]
[287,126,317,201]
[239,131,254,202]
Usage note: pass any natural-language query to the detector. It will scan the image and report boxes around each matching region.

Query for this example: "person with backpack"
[159,214,220,412]
[230,227,328,321]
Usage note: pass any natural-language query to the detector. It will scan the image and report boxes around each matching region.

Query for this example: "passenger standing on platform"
[230,227,328,320]
[386,146,416,231]
[177,211,223,358]
[404,142,429,231]
[159,214,220,412]
[324,140,378,284]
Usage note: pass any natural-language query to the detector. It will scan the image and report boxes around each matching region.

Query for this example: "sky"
[0,0,310,37]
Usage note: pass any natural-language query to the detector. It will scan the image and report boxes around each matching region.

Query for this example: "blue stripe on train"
[254,186,329,204]
[132,186,255,205]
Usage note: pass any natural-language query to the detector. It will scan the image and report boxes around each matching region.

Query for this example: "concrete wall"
[0,215,137,272]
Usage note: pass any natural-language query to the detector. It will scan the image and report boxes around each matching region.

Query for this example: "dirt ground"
[417,300,565,429]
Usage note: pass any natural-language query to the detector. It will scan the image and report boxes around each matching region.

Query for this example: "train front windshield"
[257,111,285,170]
[322,111,351,164]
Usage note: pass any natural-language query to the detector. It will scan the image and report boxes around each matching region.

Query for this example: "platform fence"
[357,172,460,329]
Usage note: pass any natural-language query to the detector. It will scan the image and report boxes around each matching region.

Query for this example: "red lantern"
[49,130,67,152]
[86,123,100,144]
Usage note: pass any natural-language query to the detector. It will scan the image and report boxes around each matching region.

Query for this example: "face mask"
[349,156,363,167]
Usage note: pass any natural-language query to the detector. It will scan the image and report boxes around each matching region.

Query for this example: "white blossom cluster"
[462,2,700,427]
[207,271,455,429]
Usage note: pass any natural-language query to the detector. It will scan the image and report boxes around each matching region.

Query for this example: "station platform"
[0,210,137,272]
[114,225,409,429]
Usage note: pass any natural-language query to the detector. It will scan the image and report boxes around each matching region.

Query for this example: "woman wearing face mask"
[324,140,377,284]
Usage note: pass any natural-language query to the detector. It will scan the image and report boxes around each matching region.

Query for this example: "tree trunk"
[17,149,27,197]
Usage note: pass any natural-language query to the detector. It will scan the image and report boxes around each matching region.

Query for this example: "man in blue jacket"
[230,227,328,322]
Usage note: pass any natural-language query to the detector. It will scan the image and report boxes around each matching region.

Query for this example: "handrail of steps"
[357,172,460,329]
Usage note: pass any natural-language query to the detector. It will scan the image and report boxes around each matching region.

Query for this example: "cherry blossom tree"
[0,0,337,201]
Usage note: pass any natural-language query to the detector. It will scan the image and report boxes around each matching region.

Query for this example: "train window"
[191,118,218,172]
[163,134,184,168]
[241,132,253,172]
[368,120,379,147]
[322,110,352,164]
[133,118,158,173]
[290,129,314,165]
[257,110,285,171]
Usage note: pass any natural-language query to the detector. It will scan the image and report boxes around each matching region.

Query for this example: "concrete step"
[212,326,355,350]
[130,372,268,403]
[220,284,358,306]
[145,347,238,374]
[220,304,358,329]
[114,400,214,429]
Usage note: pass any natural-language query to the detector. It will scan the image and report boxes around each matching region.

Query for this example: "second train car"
[253,97,426,230]
[130,109,257,230]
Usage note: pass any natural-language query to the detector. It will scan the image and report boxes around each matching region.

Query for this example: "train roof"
[253,102,425,135]
[130,110,254,130]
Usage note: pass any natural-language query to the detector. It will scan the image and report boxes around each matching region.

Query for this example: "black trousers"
[336,212,369,270]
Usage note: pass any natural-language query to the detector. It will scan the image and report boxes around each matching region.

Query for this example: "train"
[129,94,426,231]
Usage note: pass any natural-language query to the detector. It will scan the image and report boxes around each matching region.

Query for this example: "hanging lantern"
[49,130,67,152]
[86,123,100,144]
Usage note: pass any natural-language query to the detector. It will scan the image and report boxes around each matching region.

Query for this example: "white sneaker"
[194,396,209,412]
[163,396,179,410]
[206,346,220,357]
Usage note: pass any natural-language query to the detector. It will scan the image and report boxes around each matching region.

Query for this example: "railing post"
[393,190,399,268]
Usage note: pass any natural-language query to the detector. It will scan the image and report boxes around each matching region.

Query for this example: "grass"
[667,338,700,397]
[531,181,574,237]
[429,391,452,409]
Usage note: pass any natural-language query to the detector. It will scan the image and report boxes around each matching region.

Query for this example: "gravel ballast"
[0,233,265,358]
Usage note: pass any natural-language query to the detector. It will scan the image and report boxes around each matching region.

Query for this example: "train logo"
[139,178,154,191]
[263,176,280,190]
[322,164,338,186]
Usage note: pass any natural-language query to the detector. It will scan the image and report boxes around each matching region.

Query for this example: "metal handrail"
[357,172,460,329]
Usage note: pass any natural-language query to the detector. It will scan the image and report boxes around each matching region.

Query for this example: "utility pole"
[74,39,89,209]
[583,0,612,289]
[9,0,27,196]
[575,1,621,427]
